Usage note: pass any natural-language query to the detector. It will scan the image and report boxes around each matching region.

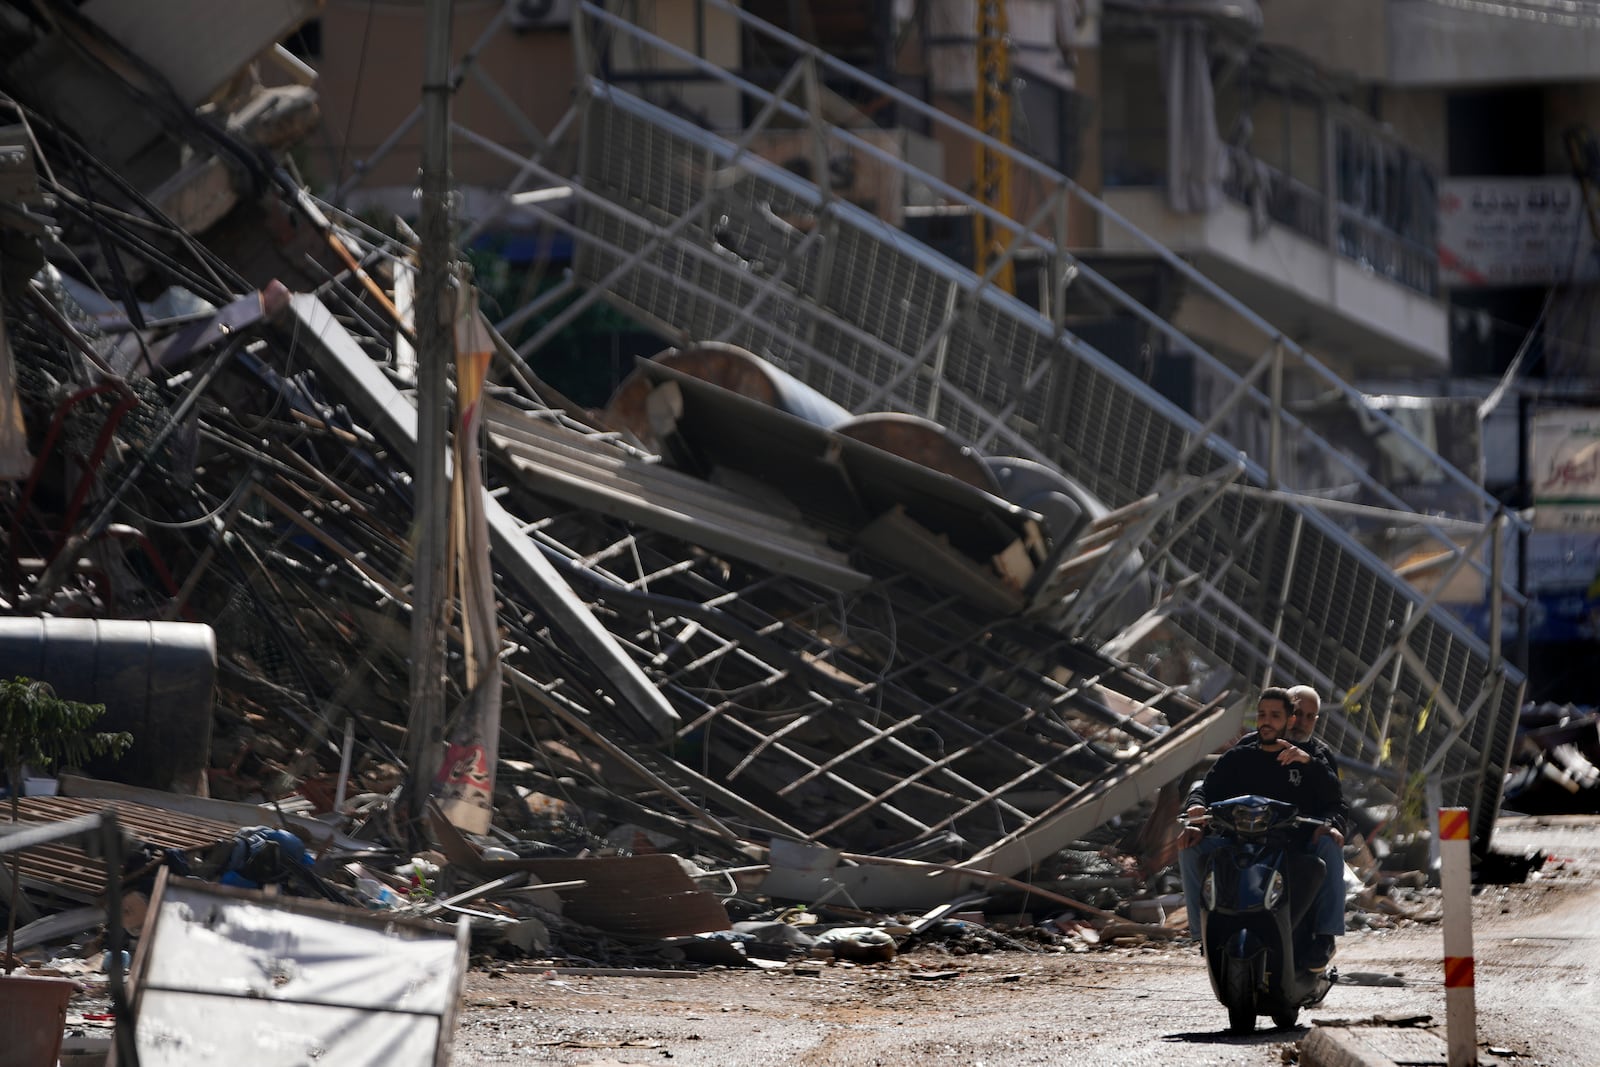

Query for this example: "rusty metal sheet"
[0,796,237,900]
[428,810,728,939]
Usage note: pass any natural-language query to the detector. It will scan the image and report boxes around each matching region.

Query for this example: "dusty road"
[454,815,1600,1067]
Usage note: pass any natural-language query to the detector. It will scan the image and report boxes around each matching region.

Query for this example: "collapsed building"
[0,0,1533,954]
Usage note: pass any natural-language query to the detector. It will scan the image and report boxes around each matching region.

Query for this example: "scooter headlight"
[1263,870,1284,909]
[1233,802,1272,834]
[1202,870,1217,910]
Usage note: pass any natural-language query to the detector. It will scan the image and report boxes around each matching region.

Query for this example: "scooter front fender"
[1207,926,1269,1008]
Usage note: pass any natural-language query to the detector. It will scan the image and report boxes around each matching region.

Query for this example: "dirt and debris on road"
[443,815,1600,1067]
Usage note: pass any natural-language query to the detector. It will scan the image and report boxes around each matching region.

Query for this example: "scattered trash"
[811,927,897,963]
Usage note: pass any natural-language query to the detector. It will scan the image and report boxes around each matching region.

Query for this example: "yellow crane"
[973,0,1015,294]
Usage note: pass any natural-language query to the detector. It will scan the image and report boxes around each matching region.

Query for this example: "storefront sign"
[1532,409,1600,531]
[1438,178,1600,287]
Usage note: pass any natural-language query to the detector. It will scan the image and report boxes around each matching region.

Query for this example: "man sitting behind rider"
[1178,685,1347,970]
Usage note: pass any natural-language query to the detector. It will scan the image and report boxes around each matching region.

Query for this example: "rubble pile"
[1504,703,1600,814]
[0,3,1529,1063]
[0,2,1237,919]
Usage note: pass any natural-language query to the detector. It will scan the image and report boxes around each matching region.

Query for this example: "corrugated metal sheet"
[1,796,236,900]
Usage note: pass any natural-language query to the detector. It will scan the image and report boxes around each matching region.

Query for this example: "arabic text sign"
[1532,409,1600,531]
[1438,177,1600,287]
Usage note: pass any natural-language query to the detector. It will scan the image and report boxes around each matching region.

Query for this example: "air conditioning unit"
[506,0,575,31]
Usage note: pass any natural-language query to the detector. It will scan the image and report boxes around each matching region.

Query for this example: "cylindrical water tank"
[835,412,1001,495]
[604,342,850,450]
[0,619,217,791]
[985,456,1094,546]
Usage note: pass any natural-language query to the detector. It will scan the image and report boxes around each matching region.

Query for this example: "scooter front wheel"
[1227,1002,1256,1034]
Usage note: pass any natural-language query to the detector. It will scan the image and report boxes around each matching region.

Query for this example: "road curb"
[1300,1027,1400,1067]
[1301,1025,1502,1067]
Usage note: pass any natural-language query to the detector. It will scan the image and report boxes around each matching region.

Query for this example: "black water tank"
[0,619,216,791]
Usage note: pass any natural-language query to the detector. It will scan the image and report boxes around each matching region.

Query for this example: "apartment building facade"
[1255,0,1600,700]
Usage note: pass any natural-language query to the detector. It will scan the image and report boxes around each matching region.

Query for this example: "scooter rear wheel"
[1227,1002,1256,1034]
[1271,1004,1299,1030]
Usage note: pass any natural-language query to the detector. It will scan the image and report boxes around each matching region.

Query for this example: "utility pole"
[404,0,455,830]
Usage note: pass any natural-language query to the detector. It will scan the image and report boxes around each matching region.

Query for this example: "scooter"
[1195,795,1335,1033]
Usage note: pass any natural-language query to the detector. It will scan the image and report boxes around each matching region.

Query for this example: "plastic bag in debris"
[732,920,817,948]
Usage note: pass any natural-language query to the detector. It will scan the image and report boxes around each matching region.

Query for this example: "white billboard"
[1438,177,1600,287]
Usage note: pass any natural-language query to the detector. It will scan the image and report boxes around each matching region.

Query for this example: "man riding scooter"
[1178,686,1347,970]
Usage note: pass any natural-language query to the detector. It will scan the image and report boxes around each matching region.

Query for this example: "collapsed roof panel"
[77,0,320,109]
[482,394,873,592]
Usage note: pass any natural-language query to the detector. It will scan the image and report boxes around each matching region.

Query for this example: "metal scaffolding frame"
[286,296,1238,865]
[329,2,1527,852]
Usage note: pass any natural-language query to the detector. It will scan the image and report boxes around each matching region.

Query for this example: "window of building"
[1100,32,1165,187]
[1016,76,1088,179]
[1447,89,1544,177]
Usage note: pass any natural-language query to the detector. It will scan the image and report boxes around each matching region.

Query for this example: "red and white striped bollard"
[1439,806,1477,1067]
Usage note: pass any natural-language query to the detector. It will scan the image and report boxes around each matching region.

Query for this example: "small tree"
[0,676,131,974]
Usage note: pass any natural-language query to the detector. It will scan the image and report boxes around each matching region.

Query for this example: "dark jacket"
[1220,731,1348,837]
[1185,736,1345,835]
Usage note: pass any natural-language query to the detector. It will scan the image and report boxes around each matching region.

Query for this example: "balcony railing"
[1222,145,1328,247]
[1221,144,1439,298]
[1338,208,1439,297]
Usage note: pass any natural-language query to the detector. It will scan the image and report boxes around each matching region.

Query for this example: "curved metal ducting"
[987,457,1157,631]
[986,456,1094,547]
[835,412,1001,495]
[608,345,1011,494]
[604,342,850,450]
[0,618,217,791]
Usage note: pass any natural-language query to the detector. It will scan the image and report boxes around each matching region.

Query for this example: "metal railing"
[574,0,1505,530]
[1338,208,1440,296]
[562,0,1525,850]
[1222,144,1329,247]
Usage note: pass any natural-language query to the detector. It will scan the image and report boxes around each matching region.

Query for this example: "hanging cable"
[336,0,381,192]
